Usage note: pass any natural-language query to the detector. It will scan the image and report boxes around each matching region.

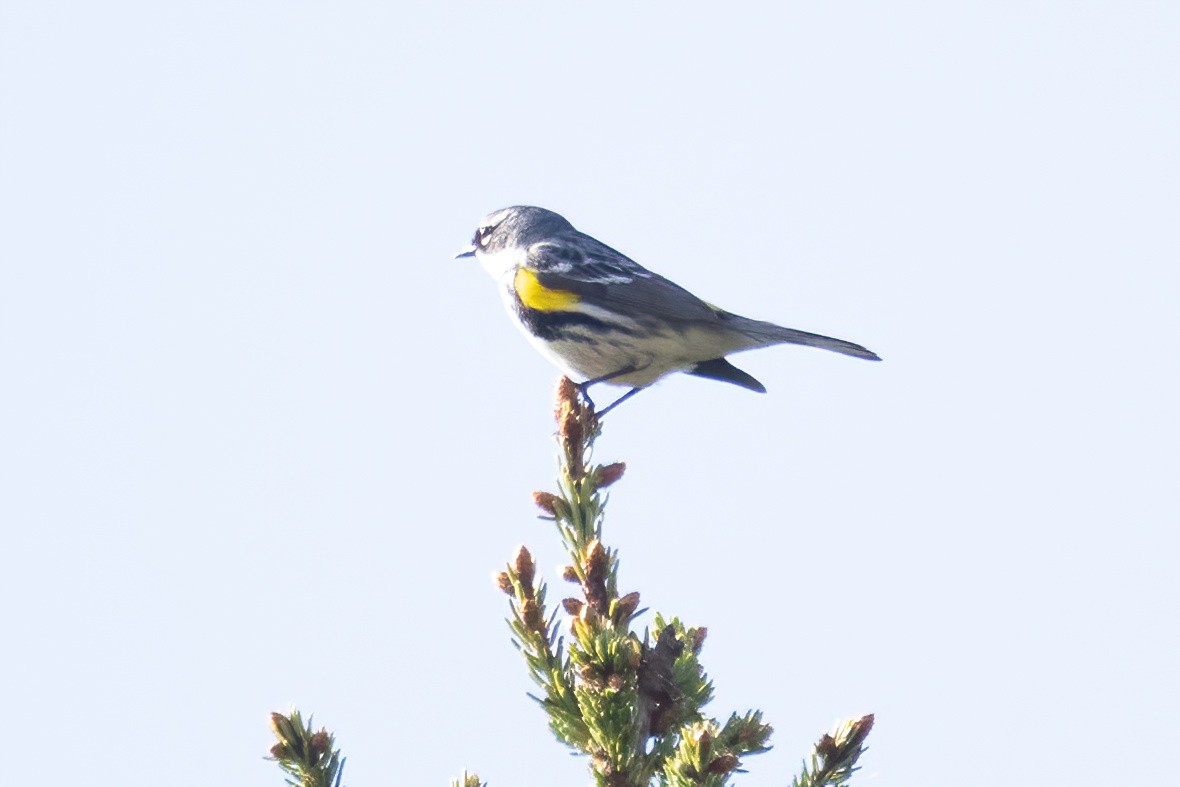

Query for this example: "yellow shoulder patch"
[514,267,581,312]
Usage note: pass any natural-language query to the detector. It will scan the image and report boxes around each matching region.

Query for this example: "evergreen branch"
[662,721,736,787]
[488,378,871,786]
[267,710,345,787]
[717,710,773,758]
[495,546,588,749]
[790,714,875,787]
[659,708,773,785]
[449,771,485,787]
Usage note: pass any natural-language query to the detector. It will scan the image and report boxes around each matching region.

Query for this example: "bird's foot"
[575,381,597,411]
[594,387,643,418]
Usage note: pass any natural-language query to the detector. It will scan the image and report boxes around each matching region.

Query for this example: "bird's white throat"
[476,248,523,284]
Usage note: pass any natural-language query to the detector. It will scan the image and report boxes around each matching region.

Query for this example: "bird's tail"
[726,315,882,361]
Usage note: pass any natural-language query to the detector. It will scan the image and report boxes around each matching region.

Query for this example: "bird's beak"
[454,245,477,260]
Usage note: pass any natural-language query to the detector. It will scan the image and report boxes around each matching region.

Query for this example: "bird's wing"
[525,238,721,324]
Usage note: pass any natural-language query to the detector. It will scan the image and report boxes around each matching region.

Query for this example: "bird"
[455,205,879,415]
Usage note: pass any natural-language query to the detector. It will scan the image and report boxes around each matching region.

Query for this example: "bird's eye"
[474,225,495,248]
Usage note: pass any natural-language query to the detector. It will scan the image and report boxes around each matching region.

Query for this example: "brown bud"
[560,408,584,448]
[269,743,290,759]
[848,714,875,747]
[520,598,544,633]
[561,565,580,583]
[698,729,712,751]
[308,730,331,755]
[532,491,566,517]
[582,540,609,614]
[816,733,838,760]
[513,546,535,594]
[616,591,641,620]
[578,663,602,685]
[597,462,626,488]
[269,712,296,742]
[706,754,740,775]
[562,597,584,616]
[555,376,579,417]
[689,627,708,653]
[607,674,625,691]
[494,571,514,595]
[585,540,607,573]
[737,720,770,747]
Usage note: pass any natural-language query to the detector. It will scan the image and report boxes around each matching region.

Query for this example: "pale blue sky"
[2,3,1177,786]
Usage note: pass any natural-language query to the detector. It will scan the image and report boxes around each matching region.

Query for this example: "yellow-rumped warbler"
[456,205,880,414]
